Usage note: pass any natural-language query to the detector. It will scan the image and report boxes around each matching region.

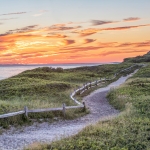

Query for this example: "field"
[27,63,150,150]
[0,62,135,115]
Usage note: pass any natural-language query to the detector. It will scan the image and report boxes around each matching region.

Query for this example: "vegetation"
[124,51,150,63]
[0,62,139,127]
[26,64,150,150]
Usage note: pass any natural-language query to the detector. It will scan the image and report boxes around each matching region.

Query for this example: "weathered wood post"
[83,102,86,111]
[62,103,66,118]
[79,86,81,95]
[86,83,88,90]
[96,80,97,86]
[24,106,28,118]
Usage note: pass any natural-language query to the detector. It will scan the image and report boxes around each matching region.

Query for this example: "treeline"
[124,51,150,63]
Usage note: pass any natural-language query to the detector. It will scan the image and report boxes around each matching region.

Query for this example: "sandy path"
[0,72,136,150]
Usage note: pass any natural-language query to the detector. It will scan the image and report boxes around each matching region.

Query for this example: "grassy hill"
[0,62,138,127]
[26,64,150,149]
[124,51,150,63]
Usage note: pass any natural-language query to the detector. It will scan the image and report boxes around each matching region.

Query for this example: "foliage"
[0,62,138,127]
[124,51,150,63]
[27,63,150,150]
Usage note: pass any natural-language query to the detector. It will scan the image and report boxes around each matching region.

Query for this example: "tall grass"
[0,62,134,114]
[26,64,150,150]
[0,63,139,128]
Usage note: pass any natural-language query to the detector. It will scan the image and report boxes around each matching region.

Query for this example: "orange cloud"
[103,24,150,31]
[97,42,118,47]
[73,28,99,36]
[73,24,150,36]
[59,39,75,45]
[101,49,149,56]
[46,34,68,38]
[117,41,150,47]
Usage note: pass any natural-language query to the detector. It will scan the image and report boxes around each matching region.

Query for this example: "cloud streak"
[74,24,150,36]
[48,24,82,31]
[101,49,149,56]
[91,20,118,26]
[0,12,27,16]
[46,34,68,38]
[59,39,75,45]
[82,39,96,44]
[123,17,140,22]
[0,18,18,20]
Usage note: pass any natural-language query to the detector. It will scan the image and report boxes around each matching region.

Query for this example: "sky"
[0,0,150,64]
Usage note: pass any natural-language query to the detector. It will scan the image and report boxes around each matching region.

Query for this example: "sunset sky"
[0,0,150,64]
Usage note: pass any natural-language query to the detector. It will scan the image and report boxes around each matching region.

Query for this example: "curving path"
[0,71,137,150]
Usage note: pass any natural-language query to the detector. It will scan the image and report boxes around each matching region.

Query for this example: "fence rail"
[0,64,141,119]
[0,111,25,119]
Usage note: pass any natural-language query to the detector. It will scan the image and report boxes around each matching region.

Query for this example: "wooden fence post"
[24,106,28,118]
[83,83,85,89]
[83,102,86,111]
[62,103,66,118]
[86,83,88,89]
[79,87,81,95]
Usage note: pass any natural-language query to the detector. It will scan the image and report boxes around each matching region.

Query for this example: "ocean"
[0,63,103,80]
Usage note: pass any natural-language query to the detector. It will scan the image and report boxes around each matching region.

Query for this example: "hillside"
[124,51,150,63]
[28,62,150,150]
[0,62,139,127]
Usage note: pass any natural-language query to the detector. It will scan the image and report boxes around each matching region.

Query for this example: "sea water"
[0,63,102,80]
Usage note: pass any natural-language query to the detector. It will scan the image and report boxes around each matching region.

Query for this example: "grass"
[0,62,139,127]
[26,63,150,150]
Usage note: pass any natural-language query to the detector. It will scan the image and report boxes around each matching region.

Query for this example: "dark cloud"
[61,39,75,45]
[0,31,13,36]
[91,20,117,26]
[82,39,96,44]
[0,12,27,16]
[0,25,38,36]
[123,17,140,22]
[15,25,38,32]
[49,24,82,31]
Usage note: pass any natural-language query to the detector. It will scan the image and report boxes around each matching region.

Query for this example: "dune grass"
[0,62,135,114]
[26,63,150,150]
[0,62,139,128]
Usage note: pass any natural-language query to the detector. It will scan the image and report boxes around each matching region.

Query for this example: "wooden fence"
[0,64,140,119]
